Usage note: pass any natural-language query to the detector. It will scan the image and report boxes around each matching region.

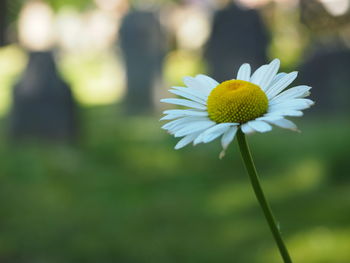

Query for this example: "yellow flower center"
[207,80,268,123]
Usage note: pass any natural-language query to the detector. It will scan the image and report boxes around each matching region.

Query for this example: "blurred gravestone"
[10,51,77,141]
[119,10,165,114]
[204,3,269,82]
[0,0,7,46]
[298,0,350,114]
[298,47,350,114]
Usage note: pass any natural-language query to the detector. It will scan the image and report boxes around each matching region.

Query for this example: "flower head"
[161,59,314,157]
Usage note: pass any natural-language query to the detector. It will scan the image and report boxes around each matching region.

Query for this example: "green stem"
[236,129,293,263]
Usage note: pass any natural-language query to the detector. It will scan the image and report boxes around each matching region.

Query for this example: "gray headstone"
[298,47,350,114]
[10,51,77,141]
[204,3,269,82]
[119,10,165,114]
[0,0,7,46]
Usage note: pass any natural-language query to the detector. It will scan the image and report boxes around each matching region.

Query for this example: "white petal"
[174,132,200,149]
[162,116,207,131]
[236,63,251,81]
[161,114,206,122]
[171,86,208,101]
[265,109,303,117]
[161,109,208,120]
[160,115,180,121]
[184,76,211,96]
[256,115,281,121]
[160,98,207,110]
[195,74,219,92]
[270,72,287,87]
[202,131,227,144]
[174,120,216,137]
[193,123,228,145]
[162,118,186,130]
[241,123,255,134]
[265,72,298,99]
[257,59,280,91]
[269,85,312,105]
[163,109,208,116]
[167,119,208,134]
[194,123,239,145]
[247,120,272,133]
[221,126,238,150]
[250,65,268,85]
[169,89,206,105]
[269,98,314,112]
[267,118,298,130]
[201,123,235,143]
[193,131,207,145]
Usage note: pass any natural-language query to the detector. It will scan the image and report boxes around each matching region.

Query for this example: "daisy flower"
[161,59,314,156]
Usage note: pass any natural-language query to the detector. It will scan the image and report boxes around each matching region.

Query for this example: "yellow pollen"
[207,79,268,123]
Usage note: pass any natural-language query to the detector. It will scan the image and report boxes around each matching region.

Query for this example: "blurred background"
[0,0,349,262]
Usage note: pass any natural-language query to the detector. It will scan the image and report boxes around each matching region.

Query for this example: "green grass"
[0,107,349,263]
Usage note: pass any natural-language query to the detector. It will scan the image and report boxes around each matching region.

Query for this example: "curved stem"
[236,129,293,263]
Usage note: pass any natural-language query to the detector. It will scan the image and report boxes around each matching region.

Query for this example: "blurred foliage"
[45,0,93,11]
[6,0,93,24]
[164,50,206,86]
[0,45,26,116]
[265,3,309,70]
[0,109,349,263]
[59,50,125,106]
[0,46,206,115]
[0,46,125,113]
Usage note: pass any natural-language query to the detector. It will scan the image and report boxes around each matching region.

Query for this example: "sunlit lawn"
[0,106,349,263]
